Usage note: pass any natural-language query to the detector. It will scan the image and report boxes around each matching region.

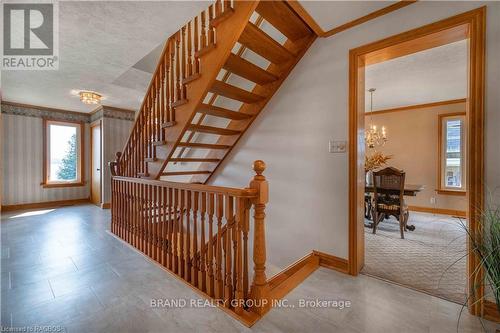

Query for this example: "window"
[438,113,466,194]
[43,120,84,187]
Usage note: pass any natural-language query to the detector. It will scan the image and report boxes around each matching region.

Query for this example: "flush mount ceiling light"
[79,91,102,105]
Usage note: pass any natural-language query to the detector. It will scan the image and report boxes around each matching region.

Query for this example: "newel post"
[249,160,271,315]
[108,152,122,177]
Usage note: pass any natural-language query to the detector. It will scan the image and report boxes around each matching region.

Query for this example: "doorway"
[90,122,102,206]
[348,7,485,315]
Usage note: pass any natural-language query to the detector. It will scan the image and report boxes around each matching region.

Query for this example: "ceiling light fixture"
[79,91,102,105]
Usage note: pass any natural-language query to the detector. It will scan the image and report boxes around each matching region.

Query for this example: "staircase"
[110,0,317,326]
[116,0,315,182]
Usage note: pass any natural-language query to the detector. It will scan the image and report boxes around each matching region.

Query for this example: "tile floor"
[1,204,498,332]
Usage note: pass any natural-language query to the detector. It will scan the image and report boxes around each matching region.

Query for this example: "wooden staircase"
[110,0,320,326]
[116,0,315,183]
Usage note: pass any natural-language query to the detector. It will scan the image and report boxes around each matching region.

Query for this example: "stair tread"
[188,124,241,136]
[177,142,231,150]
[210,80,265,103]
[197,103,252,120]
[223,53,278,85]
[255,1,312,41]
[163,170,212,176]
[170,158,220,162]
[239,22,294,64]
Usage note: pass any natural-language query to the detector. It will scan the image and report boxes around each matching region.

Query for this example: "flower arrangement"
[365,152,392,173]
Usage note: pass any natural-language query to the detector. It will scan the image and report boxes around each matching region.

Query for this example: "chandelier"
[79,91,102,105]
[365,88,387,149]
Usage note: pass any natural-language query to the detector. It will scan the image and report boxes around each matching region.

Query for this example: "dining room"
[359,37,469,304]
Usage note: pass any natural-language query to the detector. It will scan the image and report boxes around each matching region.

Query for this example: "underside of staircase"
[131,0,316,183]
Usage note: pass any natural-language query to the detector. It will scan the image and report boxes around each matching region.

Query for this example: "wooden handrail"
[113,176,257,198]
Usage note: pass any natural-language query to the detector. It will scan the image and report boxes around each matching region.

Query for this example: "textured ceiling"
[2,1,209,113]
[299,0,398,32]
[365,40,468,111]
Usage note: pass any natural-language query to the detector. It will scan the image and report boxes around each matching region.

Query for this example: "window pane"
[49,124,78,182]
[445,119,462,188]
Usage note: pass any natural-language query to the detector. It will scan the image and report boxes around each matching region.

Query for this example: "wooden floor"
[1,204,498,332]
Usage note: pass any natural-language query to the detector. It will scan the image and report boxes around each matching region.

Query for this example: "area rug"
[362,212,467,304]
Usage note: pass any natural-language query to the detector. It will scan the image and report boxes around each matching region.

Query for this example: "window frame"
[42,119,85,188]
[437,112,466,196]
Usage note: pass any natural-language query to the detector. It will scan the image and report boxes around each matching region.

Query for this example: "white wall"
[209,2,500,269]
[2,114,90,205]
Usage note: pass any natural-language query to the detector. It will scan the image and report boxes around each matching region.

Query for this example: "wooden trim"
[2,100,90,118]
[286,1,417,38]
[101,202,110,209]
[1,198,90,212]
[42,119,85,188]
[313,250,349,274]
[348,7,486,317]
[323,1,417,38]
[436,189,467,196]
[437,112,466,193]
[366,98,466,116]
[408,205,467,218]
[364,23,469,66]
[285,1,324,36]
[268,253,319,300]
[483,300,500,323]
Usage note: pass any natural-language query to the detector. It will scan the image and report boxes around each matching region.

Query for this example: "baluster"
[201,10,207,49]
[126,182,131,243]
[207,193,215,297]
[224,196,233,307]
[215,0,222,16]
[200,192,207,292]
[155,73,160,143]
[142,183,148,254]
[185,190,192,282]
[173,188,179,274]
[181,27,187,101]
[154,185,160,261]
[193,17,200,74]
[187,21,193,78]
[169,40,176,122]
[192,192,199,287]
[165,53,171,124]
[162,187,167,266]
[215,194,224,299]
[179,189,185,278]
[234,197,245,314]
[134,182,139,249]
[167,187,173,270]
[224,0,231,12]
[243,199,250,299]
[146,183,151,257]
[175,32,181,103]
[147,185,154,258]
[208,5,215,45]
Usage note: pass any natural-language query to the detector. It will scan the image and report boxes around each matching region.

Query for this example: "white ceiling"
[2,1,209,113]
[299,0,398,32]
[365,40,467,111]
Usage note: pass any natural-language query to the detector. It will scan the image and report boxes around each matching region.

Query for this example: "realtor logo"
[2,2,59,70]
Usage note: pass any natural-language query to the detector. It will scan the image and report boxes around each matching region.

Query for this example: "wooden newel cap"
[253,160,266,175]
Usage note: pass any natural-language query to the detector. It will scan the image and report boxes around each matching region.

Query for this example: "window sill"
[41,182,85,189]
[436,189,466,196]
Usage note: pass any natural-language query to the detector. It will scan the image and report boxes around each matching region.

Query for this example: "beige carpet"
[362,212,467,304]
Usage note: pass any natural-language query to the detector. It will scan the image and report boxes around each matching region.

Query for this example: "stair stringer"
[146,1,260,180]
[190,34,318,183]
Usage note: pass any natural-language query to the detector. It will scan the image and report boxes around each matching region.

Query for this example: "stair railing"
[117,0,234,178]
[110,160,271,316]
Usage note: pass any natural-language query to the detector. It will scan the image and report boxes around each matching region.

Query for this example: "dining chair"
[372,166,410,239]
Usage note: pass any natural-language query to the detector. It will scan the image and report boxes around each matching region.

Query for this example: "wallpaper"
[1,113,90,205]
